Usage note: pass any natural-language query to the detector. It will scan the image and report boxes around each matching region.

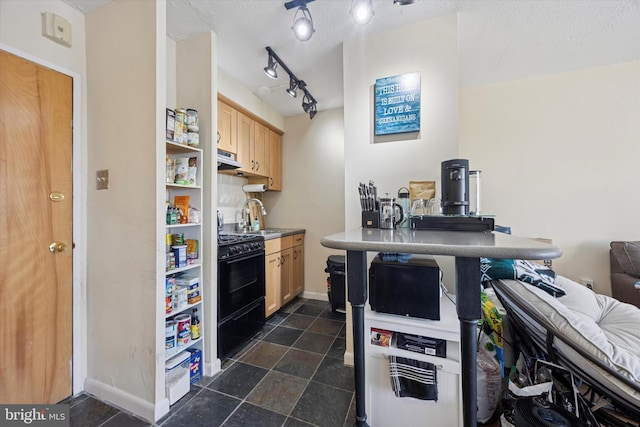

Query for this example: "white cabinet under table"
[365,295,462,427]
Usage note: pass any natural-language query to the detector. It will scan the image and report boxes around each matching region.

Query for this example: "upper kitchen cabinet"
[268,130,282,191]
[235,111,257,176]
[253,121,269,178]
[247,128,282,191]
[218,99,283,189]
[217,100,237,154]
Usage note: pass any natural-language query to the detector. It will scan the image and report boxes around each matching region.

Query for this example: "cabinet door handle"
[251,160,255,170]
[293,251,297,259]
[270,177,274,186]
[255,161,259,172]
[217,132,221,144]
[277,256,281,266]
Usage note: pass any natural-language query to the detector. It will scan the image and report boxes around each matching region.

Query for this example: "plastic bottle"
[190,308,200,340]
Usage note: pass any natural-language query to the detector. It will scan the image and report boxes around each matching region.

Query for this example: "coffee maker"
[441,159,469,216]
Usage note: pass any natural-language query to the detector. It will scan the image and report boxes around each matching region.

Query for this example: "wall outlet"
[580,278,594,290]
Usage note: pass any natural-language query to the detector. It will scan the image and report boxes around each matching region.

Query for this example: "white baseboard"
[344,350,354,367]
[301,290,328,301]
[205,358,221,377]
[84,378,168,423]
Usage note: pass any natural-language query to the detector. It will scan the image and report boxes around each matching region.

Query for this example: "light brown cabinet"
[217,100,236,154]
[234,111,269,177]
[265,251,281,318]
[268,131,282,191]
[248,129,281,191]
[264,233,304,318]
[254,121,269,178]
[217,98,283,189]
[292,234,304,297]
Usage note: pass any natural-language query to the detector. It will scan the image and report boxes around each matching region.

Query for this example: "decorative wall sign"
[374,72,421,136]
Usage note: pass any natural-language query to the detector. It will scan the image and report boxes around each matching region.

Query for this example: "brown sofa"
[610,241,640,308]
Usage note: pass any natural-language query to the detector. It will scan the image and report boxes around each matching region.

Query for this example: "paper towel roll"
[242,184,266,193]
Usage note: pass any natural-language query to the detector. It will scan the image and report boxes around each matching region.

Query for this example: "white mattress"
[491,276,640,416]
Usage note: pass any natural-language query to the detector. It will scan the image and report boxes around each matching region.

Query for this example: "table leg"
[347,250,369,427]
[455,257,482,427]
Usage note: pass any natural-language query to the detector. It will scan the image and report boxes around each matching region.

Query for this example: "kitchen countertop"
[321,228,561,259]
[241,228,305,240]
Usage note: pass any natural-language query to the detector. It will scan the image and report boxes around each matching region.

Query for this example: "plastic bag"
[481,289,505,375]
[477,332,502,423]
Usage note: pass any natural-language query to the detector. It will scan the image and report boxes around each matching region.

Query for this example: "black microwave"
[368,255,441,320]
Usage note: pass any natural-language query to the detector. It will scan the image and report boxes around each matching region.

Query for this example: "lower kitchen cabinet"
[265,251,281,318]
[292,234,304,297]
[264,233,305,318]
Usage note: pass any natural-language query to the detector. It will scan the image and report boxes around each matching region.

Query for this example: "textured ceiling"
[63,0,640,117]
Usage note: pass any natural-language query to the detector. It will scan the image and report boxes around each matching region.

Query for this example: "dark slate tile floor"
[65,298,355,427]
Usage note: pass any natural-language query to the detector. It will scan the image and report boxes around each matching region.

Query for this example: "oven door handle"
[223,251,264,265]
[231,298,263,321]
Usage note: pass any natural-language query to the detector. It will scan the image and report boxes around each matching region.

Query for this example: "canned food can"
[165,321,177,349]
[175,314,191,346]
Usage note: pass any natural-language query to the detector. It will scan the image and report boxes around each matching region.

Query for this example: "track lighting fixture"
[263,54,278,79]
[285,0,316,42]
[393,0,418,4]
[351,0,374,25]
[263,47,318,119]
[287,77,298,98]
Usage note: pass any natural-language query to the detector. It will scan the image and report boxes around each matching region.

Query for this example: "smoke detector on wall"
[42,12,72,47]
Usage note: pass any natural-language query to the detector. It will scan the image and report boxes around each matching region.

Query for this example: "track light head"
[263,55,278,79]
[309,104,317,119]
[393,0,418,4]
[292,5,314,42]
[351,0,374,25]
[286,78,298,98]
[302,95,314,113]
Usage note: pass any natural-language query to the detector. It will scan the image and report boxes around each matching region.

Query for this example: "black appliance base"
[410,215,494,232]
[218,298,265,360]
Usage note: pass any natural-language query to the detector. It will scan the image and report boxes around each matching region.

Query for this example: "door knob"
[49,242,67,253]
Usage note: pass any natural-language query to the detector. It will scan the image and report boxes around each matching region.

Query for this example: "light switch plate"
[96,170,109,190]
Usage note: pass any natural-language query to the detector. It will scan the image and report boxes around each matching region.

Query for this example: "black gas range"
[217,233,265,260]
[217,233,266,359]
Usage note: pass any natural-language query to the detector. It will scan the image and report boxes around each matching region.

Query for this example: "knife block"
[362,211,379,228]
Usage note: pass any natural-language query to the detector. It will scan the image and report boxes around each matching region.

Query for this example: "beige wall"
[0,0,86,71]
[264,108,346,299]
[460,61,640,295]
[85,0,164,418]
[342,14,459,364]
[343,14,460,284]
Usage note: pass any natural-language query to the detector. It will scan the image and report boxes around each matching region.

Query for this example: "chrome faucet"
[242,198,267,231]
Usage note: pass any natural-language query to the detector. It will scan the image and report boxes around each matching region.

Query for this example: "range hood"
[217,150,242,170]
